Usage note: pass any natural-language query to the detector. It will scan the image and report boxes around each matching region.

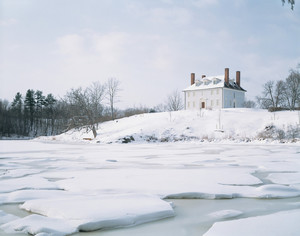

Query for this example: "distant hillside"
[37,109,300,144]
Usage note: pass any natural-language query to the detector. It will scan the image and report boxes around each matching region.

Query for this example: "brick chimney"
[236,71,241,86]
[202,75,206,78]
[191,73,195,85]
[225,68,229,85]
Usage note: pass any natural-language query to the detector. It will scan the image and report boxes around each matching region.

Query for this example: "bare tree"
[284,69,300,110]
[86,81,106,124]
[65,82,106,138]
[107,78,121,120]
[256,80,285,109]
[166,90,183,111]
[244,99,256,108]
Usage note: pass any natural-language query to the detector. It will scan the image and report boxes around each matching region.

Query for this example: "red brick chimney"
[191,73,195,85]
[236,71,241,86]
[225,68,229,85]
[202,75,206,78]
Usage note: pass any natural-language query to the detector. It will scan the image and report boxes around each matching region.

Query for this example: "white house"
[183,68,246,110]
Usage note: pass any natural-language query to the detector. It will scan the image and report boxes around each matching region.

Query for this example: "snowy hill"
[38,109,300,143]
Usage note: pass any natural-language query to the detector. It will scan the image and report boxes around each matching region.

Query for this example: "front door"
[201,102,205,108]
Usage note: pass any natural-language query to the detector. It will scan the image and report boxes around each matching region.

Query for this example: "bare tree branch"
[107,78,121,120]
[166,90,183,111]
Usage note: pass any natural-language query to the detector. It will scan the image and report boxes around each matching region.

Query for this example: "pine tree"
[11,92,24,135]
[24,89,36,131]
[35,90,45,118]
[11,92,23,117]
[44,93,57,135]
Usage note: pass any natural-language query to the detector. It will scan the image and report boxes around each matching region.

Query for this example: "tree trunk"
[92,125,97,138]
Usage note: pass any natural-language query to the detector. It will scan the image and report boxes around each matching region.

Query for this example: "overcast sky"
[1,0,299,108]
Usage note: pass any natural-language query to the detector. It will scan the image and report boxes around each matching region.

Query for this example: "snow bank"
[37,109,300,143]
[19,194,174,232]
[204,209,300,236]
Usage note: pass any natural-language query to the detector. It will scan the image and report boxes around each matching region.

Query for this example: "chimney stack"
[202,75,206,78]
[236,71,241,86]
[225,68,229,85]
[191,73,195,85]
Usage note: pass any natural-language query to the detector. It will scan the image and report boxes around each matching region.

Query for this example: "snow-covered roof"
[183,75,246,92]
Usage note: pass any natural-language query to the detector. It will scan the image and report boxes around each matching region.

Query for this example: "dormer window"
[203,79,210,85]
[212,78,221,84]
[195,80,202,86]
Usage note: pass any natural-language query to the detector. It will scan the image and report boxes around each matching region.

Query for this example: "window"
[193,101,195,107]
[211,100,214,106]
[193,92,195,97]
[211,90,213,95]
[216,89,219,95]
[188,102,190,108]
[188,92,190,97]
[216,99,219,106]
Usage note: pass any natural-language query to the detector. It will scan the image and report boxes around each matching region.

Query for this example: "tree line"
[0,78,121,138]
[0,77,181,139]
[256,66,300,111]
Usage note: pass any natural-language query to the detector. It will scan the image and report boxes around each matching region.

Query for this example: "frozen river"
[0,140,300,235]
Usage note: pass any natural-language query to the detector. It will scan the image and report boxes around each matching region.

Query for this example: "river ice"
[0,140,299,235]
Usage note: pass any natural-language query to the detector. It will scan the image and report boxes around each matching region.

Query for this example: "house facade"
[183,68,246,110]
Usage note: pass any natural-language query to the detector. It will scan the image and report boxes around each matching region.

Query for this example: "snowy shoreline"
[35,109,300,144]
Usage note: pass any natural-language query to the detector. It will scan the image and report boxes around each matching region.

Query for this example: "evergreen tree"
[35,90,45,117]
[24,89,36,130]
[45,93,57,115]
[11,92,23,117]
[44,93,57,135]
[11,92,24,135]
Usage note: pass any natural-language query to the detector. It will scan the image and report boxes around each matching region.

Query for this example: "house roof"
[183,75,247,92]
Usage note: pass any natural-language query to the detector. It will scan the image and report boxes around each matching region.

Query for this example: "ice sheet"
[204,209,300,236]
[20,194,174,231]
[1,214,77,236]
[0,140,300,235]
[0,176,59,193]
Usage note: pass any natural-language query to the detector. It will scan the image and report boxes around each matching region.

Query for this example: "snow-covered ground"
[37,109,300,143]
[0,140,300,235]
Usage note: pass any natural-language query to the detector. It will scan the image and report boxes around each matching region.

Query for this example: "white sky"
[0,0,299,109]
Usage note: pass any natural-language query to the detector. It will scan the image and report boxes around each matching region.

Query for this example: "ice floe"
[18,194,174,232]
[1,214,77,236]
[0,176,59,193]
[267,172,300,185]
[204,209,300,236]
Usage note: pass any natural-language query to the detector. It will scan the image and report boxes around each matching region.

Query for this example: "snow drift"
[37,109,300,143]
